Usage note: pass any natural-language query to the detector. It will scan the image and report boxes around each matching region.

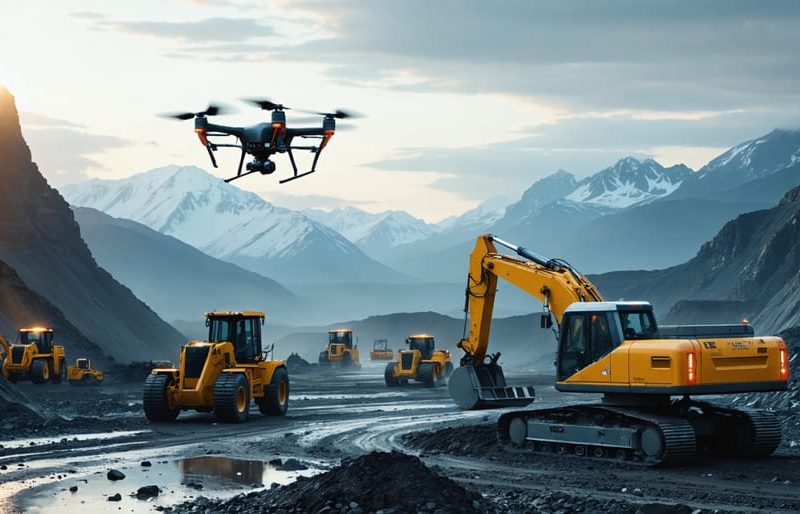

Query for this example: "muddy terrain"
[1,363,800,513]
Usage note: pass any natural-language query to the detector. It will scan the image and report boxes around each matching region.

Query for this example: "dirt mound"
[0,375,45,431]
[166,451,485,513]
[285,352,317,373]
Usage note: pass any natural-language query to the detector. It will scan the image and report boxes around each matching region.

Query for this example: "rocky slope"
[593,185,800,333]
[0,87,183,361]
[73,207,301,324]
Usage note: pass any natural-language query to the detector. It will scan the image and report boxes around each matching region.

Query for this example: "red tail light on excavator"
[687,351,697,385]
[780,346,789,381]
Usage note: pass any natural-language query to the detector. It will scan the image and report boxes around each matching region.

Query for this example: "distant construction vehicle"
[449,234,790,464]
[318,329,360,368]
[67,358,104,386]
[385,334,454,387]
[2,327,66,384]
[143,311,289,423]
[370,339,393,360]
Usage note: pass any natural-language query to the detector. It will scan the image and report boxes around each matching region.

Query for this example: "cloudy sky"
[2,1,799,221]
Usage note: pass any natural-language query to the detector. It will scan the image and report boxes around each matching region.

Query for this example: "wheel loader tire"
[7,372,18,383]
[214,373,250,423]
[419,363,439,388]
[143,374,179,422]
[384,362,399,387]
[318,351,329,365]
[342,352,353,368]
[444,361,454,378]
[52,358,66,384]
[257,367,289,416]
[31,359,50,384]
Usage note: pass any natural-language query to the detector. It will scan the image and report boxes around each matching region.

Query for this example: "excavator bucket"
[448,364,535,410]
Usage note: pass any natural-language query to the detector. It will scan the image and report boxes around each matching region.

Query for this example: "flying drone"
[161,99,357,184]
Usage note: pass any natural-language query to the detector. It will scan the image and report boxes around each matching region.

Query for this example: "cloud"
[19,111,83,129]
[108,17,276,42]
[21,127,132,186]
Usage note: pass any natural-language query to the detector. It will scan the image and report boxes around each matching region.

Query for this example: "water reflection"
[180,456,264,486]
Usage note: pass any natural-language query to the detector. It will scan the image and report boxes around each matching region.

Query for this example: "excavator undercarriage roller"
[498,401,781,465]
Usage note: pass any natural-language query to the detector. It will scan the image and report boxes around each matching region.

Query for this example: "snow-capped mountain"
[672,129,800,205]
[303,207,437,247]
[565,157,691,209]
[60,166,404,284]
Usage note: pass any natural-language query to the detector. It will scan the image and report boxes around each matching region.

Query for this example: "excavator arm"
[450,234,602,410]
[459,234,602,363]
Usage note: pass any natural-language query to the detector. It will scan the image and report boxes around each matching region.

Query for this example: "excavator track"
[497,402,782,465]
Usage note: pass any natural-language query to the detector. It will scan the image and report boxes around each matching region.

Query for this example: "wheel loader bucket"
[448,364,535,410]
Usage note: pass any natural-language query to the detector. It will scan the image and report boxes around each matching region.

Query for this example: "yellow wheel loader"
[449,234,790,464]
[67,358,104,386]
[369,339,394,360]
[385,335,454,387]
[2,328,66,385]
[143,311,289,423]
[318,329,360,368]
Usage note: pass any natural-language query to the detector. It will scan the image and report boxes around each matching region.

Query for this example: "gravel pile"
[286,352,318,373]
[164,451,487,514]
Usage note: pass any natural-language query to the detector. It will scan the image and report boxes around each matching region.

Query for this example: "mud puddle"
[20,455,322,513]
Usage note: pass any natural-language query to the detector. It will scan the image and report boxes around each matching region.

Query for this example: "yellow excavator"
[385,334,454,387]
[318,329,360,368]
[143,311,289,423]
[449,235,789,464]
[2,327,67,384]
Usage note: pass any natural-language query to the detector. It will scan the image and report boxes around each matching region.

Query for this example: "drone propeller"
[295,108,361,120]
[159,104,231,121]
[242,98,289,111]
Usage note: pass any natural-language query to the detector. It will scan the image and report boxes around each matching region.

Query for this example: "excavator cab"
[557,306,625,380]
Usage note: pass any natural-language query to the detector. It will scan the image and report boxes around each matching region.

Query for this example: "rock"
[106,469,125,481]
[140,461,152,467]
[281,458,308,471]
[136,485,160,500]
[107,493,122,502]
[69,485,78,493]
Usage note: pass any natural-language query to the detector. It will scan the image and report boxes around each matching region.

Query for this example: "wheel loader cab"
[19,328,54,354]
[207,313,263,363]
[406,336,434,360]
[329,330,353,349]
[557,302,652,381]
[77,358,90,370]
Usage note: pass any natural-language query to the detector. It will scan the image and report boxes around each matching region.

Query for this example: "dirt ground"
[1,363,800,513]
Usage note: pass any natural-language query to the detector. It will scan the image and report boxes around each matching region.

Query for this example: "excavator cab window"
[619,310,657,340]
[20,330,52,354]
[329,331,353,349]
[408,337,435,360]
[558,312,619,380]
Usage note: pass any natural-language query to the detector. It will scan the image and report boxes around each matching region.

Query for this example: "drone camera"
[246,160,277,175]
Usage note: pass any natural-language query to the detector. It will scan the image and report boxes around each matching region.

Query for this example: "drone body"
[164,99,354,184]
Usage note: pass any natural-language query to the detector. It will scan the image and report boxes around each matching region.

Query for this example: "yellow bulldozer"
[67,358,104,386]
[2,327,67,384]
[143,311,289,423]
[385,334,454,387]
[448,234,790,464]
[318,329,360,368]
[369,339,393,360]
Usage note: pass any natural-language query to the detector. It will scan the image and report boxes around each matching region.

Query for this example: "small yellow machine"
[318,329,360,367]
[67,358,104,386]
[385,334,454,387]
[369,339,393,360]
[143,311,289,423]
[2,327,66,384]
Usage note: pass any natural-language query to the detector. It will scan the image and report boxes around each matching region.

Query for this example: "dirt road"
[1,363,799,513]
